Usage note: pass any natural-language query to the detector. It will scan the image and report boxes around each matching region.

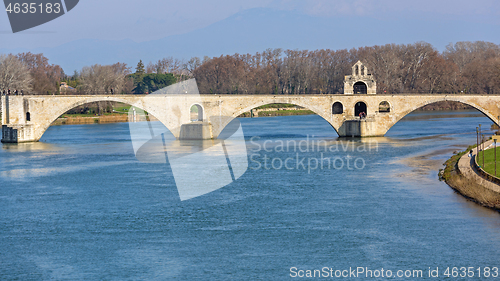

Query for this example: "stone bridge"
[2,93,500,143]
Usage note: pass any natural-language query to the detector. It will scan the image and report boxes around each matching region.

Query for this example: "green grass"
[61,113,96,117]
[60,105,131,118]
[477,146,500,177]
[258,109,314,116]
[113,105,132,113]
[255,103,298,109]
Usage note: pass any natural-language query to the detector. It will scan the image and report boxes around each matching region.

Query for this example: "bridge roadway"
[2,93,500,143]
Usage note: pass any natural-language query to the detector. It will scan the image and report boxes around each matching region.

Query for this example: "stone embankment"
[445,140,500,209]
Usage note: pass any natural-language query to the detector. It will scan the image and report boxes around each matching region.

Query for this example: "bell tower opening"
[353,82,367,95]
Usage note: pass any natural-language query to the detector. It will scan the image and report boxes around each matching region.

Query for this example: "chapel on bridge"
[344,61,377,95]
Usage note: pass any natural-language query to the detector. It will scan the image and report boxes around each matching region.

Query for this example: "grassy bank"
[440,145,500,210]
[477,147,500,177]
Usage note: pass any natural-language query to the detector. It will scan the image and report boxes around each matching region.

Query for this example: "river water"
[1,110,499,280]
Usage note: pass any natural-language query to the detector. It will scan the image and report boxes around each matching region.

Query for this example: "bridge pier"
[1,95,38,143]
[337,118,387,137]
[179,122,213,140]
[1,124,36,143]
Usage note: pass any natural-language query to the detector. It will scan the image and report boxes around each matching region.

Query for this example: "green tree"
[131,60,146,93]
[61,70,82,89]
[142,73,176,92]
[135,60,145,75]
[127,73,176,94]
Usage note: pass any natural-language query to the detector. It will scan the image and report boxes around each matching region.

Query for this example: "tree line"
[0,41,499,95]
[0,52,64,94]
[193,41,500,95]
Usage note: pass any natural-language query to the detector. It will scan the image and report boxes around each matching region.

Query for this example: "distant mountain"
[1,8,497,73]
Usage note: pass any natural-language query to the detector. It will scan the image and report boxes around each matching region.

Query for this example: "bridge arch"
[36,97,165,141]
[385,97,498,134]
[227,100,341,136]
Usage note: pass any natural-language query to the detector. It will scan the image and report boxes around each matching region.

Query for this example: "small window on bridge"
[379,101,390,113]
[332,102,343,114]
[190,104,203,122]
[26,112,31,121]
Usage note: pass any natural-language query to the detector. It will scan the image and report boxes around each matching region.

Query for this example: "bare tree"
[444,41,500,73]
[185,57,201,76]
[0,54,32,92]
[147,57,175,74]
[146,61,156,74]
[398,42,435,92]
[79,63,131,94]
[16,52,64,95]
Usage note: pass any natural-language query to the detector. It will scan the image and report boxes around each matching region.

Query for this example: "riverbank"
[51,114,158,126]
[52,115,127,125]
[440,142,500,210]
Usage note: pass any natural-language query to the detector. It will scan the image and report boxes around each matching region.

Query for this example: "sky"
[1,0,499,48]
[0,0,498,71]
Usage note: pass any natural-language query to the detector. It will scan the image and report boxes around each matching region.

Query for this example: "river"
[1,110,499,280]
